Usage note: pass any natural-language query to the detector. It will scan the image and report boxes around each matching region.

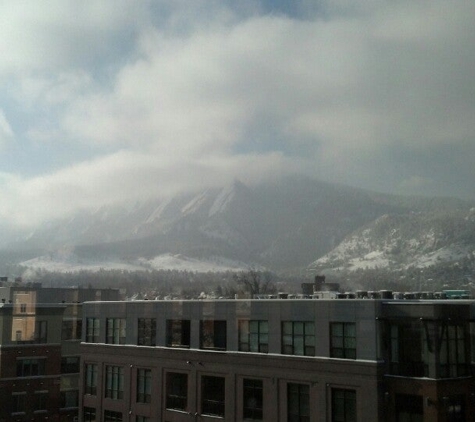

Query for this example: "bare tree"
[233,270,275,297]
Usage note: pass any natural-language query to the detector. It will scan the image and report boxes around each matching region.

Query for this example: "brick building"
[0,286,120,422]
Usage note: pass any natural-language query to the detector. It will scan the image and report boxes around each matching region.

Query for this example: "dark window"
[86,318,100,343]
[62,319,82,340]
[35,391,48,411]
[395,394,423,422]
[446,395,465,422]
[201,375,225,417]
[104,410,123,422]
[16,358,46,377]
[332,389,356,422]
[12,393,26,413]
[282,321,315,356]
[61,356,80,374]
[243,379,263,420]
[136,368,152,403]
[166,372,188,411]
[167,320,191,348]
[200,320,226,350]
[138,318,156,346]
[440,324,468,378]
[35,320,48,343]
[389,322,428,377]
[83,407,97,422]
[239,320,269,353]
[106,318,126,344]
[61,390,79,408]
[105,366,124,399]
[136,417,150,422]
[85,363,98,395]
[288,383,309,422]
[330,323,356,359]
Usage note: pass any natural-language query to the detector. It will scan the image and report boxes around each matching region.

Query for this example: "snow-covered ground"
[20,253,251,274]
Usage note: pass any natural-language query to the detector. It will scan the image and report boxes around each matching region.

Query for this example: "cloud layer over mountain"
[0,1,474,228]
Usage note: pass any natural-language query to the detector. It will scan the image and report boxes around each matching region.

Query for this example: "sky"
[0,0,474,229]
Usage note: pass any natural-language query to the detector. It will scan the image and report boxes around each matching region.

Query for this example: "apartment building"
[80,298,475,421]
[0,285,120,422]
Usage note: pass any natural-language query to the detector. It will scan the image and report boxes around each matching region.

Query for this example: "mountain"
[310,208,475,273]
[3,176,475,276]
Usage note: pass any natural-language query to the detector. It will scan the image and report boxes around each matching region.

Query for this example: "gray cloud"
[0,0,474,228]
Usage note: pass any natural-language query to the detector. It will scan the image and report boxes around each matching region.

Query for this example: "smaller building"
[0,285,120,422]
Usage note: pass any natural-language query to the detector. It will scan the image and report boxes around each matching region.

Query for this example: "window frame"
[239,320,269,353]
[243,378,263,420]
[330,322,356,359]
[86,317,100,343]
[166,371,188,411]
[106,318,126,345]
[16,357,46,377]
[281,321,315,356]
[105,365,124,400]
[85,363,98,396]
[166,319,191,348]
[136,368,152,404]
[200,320,227,350]
[137,318,156,346]
[104,410,123,422]
[287,382,310,422]
[201,375,225,417]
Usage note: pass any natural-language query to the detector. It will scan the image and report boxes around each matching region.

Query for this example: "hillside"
[2,177,474,279]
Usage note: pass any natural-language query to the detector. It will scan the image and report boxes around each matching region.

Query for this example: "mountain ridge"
[3,176,474,278]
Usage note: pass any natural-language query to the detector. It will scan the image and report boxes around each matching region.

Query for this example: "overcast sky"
[0,0,474,228]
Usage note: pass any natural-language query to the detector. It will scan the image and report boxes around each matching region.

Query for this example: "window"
[243,379,263,420]
[166,372,188,411]
[389,322,428,377]
[86,318,100,343]
[395,394,423,422]
[61,390,79,408]
[332,389,356,422]
[61,356,80,374]
[136,368,152,403]
[20,303,27,313]
[446,395,465,422]
[136,417,150,422]
[16,358,46,377]
[12,392,26,413]
[330,323,356,359]
[106,318,126,344]
[167,319,190,348]
[104,410,123,422]
[200,320,226,350]
[201,375,225,417]
[35,391,48,411]
[282,322,315,356]
[105,366,124,399]
[83,407,97,422]
[239,320,268,353]
[85,364,98,395]
[138,318,156,346]
[440,323,468,378]
[62,319,82,340]
[288,383,309,422]
[34,320,48,343]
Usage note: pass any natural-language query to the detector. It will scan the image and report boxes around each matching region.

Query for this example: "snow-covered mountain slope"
[21,252,252,274]
[310,209,475,272]
[5,177,475,273]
